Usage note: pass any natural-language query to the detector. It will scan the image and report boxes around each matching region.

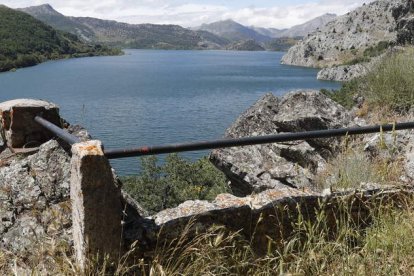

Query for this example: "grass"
[2,194,414,275]
[322,47,414,113]
[316,132,405,191]
[363,48,414,111]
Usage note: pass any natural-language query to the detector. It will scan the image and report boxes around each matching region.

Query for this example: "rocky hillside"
[253,13,337,38]
[282,0,410,68]
[18,4,95,42]
[0,5,119,72]
[20,4,229,50]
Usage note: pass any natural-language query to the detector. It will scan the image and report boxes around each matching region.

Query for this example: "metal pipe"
[34,116,81,145]
[104,121,414,159]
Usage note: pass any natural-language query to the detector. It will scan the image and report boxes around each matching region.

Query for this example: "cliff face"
[281,0,406,68]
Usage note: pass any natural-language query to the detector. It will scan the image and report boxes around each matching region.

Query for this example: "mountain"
[281,0,410,68]
[278,13,337,38]
[20,5,229,50]
[19,4,95,41]
[20,4,340,52]
[251,27,285,38]
[0,5,120,72]
[195,19,272,43]
[195,15,337,50]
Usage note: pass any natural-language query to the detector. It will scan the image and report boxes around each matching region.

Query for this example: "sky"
[1,0,374,29]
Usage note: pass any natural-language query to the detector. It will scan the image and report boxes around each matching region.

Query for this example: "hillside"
[195,19,271,43]
[281,0,410,68]
[252,13,337,38]
[18,4,95,41]
[278,13,337,38]
[72,17,228,50]
[0,5,120,72]
[226,40,265,51]
[21,4,229,50]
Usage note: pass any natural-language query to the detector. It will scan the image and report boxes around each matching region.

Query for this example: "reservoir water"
[0,50,341,175]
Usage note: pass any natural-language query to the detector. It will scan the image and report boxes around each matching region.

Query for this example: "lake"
[0,50,341,175]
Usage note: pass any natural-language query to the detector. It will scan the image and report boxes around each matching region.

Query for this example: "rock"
[281,0,405,68]
[150,185,414,255]
[0,138,148,259]
[404,129,414,180]
[317,63,370,81]
[210,90,351,196]
[0,140,71,253]
[0,99,61,148]
[397,15,414,45]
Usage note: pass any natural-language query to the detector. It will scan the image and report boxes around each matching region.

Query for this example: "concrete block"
[0,99,60,148]
[70,140,122,269]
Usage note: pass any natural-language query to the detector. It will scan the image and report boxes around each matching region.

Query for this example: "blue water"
[0,50,341,175]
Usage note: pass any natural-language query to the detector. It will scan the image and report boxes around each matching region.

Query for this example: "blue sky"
[1,0,372,28]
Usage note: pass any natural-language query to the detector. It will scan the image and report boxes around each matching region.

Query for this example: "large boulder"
[210,90,351,196]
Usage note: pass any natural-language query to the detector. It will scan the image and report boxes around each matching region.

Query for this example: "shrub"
[363,41,391,58]
[122,154,229,214]
[320,79,359,109]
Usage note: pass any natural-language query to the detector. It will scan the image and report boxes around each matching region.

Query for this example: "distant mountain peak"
[21,3,62,16]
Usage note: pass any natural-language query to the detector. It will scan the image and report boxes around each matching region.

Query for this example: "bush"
[320,79,359,109]
[122,154,229,214]
[363,41,391,58]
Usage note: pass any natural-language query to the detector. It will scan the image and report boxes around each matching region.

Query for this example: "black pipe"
[104,122,414,159]
[34,116,81,145]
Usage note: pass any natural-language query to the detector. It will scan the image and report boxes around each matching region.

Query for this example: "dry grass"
[2,194,414,275]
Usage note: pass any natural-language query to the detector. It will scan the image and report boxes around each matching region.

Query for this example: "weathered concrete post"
[71,140,122,269]
[0,99,61,150]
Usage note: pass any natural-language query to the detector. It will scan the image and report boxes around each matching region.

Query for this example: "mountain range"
[20,4,337,51]
[196,14,337,41]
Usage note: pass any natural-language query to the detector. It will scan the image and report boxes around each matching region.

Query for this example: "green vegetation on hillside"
[0,5,121,72]
[122,154,229,214]
[344,41,392,65]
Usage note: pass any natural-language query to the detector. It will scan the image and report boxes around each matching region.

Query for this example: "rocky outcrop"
[316,53,386,81]
[281,0,405,68]
[394,1,414,45]
[0,140,71,253]
[210,90,351,196]
[317,63,370,81]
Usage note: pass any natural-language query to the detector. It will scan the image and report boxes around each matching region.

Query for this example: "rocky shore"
[281,0,414,81]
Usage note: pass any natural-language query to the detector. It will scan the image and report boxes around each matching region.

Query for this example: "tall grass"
[363,48,414,111]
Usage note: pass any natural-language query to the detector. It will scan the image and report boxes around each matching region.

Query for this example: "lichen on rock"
[210,90,351,196]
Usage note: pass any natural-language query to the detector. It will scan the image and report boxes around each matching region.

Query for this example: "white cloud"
[1,0,374,28]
